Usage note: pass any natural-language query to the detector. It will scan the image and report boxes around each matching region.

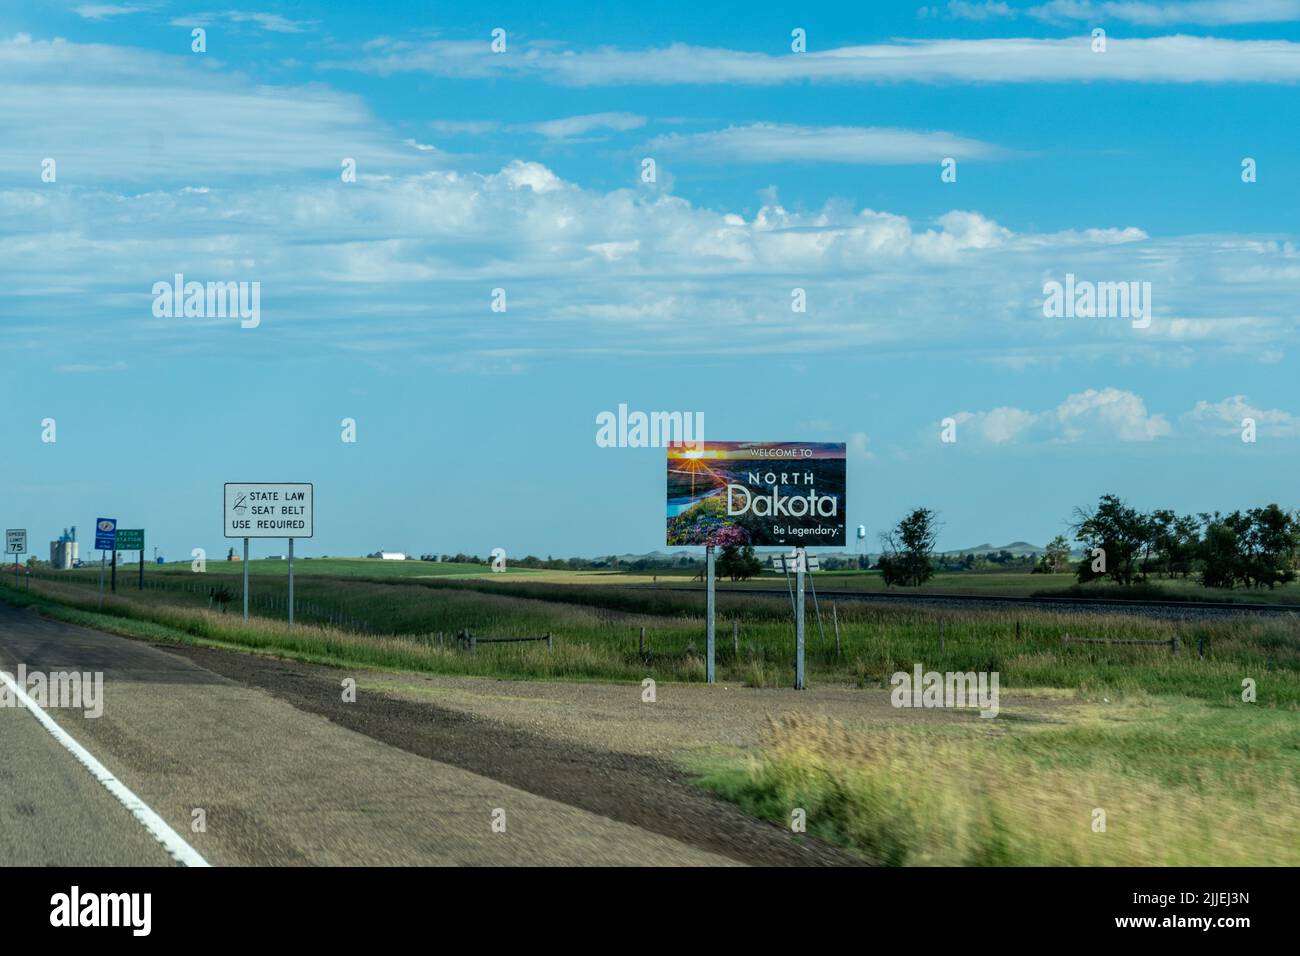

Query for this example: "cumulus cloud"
[948,389,1171,444]
[948,390,1300,447]
[1048,388,1173,441]
[951,406,1039,444]
[1182,395,1300,437]
[3,157,1297,362]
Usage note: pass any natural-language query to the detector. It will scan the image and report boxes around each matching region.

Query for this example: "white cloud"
[171,11,316,34]
[1182,395,1300,436]
[586,240,641,262]
[2,33,1297,365]
[331,35,1300,85]
[1048,388,1172,441]
[945,1,1017,19]
[949,390,1300,447]
[949,389,1171,444]
[402,138,446,155]
[646,123,1010,164]
[0,34,422,182]
[1029,1,1300,26]
[3,162,1296,362]
[75,4,155,20]
[430,113,646,141]
[952,407,1040,444]
[526,112,646,140]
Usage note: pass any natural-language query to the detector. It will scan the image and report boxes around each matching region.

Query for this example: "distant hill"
[947,541,1046,557]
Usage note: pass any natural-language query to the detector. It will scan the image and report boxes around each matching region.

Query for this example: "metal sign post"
[773,550,818,690]
[795,548,806,690]
[5,529,25,586]
[116,530,145,591]
[705,544,716,684]
[807,563,826,645]
[243,537,250,621]
[94,518,116,609]
[288,537,294,626]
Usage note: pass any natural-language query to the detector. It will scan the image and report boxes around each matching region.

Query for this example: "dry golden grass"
[701,709,1300,865]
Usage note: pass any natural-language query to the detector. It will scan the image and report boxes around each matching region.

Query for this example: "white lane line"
[0,669,210,867]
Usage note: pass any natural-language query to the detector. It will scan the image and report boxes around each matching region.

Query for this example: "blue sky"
[2,0,1299,560]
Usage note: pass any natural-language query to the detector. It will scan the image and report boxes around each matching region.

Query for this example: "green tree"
[715,540,763,581]
[1198,512,1241,589]
[1197,506,1299,590]
[1241,504,1300,588]
[1071,494,1151,586]
[1033,534,1072,574]
[878,508,940,587]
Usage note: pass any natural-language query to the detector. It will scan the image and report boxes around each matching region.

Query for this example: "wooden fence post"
[1171,636,1179,656]
[732,620,738,657]
[832,604,841,658]
[639,626,645,658]
[546,632,553,652]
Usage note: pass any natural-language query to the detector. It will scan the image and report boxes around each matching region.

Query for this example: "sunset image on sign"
[666,442,846,546]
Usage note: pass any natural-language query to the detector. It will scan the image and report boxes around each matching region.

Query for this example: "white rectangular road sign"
[771,551,820,573]
[224,483,313,538]
[5,529,26,554]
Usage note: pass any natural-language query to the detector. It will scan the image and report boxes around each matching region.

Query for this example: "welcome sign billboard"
[666,441,846,547]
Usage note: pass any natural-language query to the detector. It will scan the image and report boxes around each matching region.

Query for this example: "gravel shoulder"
[162,644,1068,866]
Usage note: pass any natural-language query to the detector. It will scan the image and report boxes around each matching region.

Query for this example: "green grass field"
[66,555,1300,605]
[14,565,1300,702]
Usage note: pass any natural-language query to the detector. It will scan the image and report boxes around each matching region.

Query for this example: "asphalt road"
[0,603,744,865]
[0,602,857,867]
